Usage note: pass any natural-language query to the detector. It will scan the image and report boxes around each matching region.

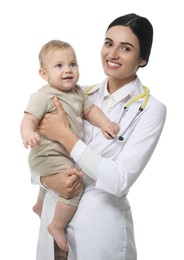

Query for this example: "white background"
[1,0,183,259]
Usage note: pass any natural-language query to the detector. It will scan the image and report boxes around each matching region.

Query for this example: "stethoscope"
[86,85,150,141]
[118,86,149,141]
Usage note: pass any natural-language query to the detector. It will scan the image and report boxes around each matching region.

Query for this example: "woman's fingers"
[53,96,70,127]
[53,96,64,115]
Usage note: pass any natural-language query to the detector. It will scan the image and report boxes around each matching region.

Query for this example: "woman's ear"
[139,58,147,67]
[39,68,48,81]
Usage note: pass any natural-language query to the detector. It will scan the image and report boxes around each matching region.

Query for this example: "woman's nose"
[109,47,119,59]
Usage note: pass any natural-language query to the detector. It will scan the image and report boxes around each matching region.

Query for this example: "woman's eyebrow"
[105,37,113,42]
[105,37,134,48]
[120,42,135,48]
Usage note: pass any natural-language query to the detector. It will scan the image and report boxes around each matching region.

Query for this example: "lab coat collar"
[86,76,145,103]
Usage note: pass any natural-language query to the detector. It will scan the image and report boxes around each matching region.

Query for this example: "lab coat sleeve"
[71,101,167,197]
[36,191,57,260]
[71,140,99,179]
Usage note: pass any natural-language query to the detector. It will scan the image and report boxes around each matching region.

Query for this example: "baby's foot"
[32,204,42,218]
[48,223,68,252]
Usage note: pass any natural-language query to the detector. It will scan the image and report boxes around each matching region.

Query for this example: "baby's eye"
[56,64,63,68]
[70,63,78,68]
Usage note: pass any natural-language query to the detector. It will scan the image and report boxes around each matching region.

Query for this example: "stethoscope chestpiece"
[118,136,124,141]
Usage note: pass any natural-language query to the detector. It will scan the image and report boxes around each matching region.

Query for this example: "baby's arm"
[20,113,41,149]
[83,105,119,139]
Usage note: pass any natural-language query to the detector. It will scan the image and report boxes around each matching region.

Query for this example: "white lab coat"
[33,77,166,260]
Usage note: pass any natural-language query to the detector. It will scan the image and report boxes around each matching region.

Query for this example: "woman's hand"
[41,167,84,199]
[38,96,79,153]
[38,96,69,142]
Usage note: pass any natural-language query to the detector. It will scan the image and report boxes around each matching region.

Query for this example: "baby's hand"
[102,121,120,139]
[22,131,41,149]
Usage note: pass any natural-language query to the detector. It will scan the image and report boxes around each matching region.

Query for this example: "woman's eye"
[104,41,112,47]
[122,46,131,52]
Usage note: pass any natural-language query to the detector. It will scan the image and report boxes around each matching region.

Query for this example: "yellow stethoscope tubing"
[86,85,150,141]
[123,86,150,111]
[85,84,97,94]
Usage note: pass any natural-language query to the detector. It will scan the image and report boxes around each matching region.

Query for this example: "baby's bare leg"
[48,202,76,252]
[32,187,46,218]
[32,197,44,218]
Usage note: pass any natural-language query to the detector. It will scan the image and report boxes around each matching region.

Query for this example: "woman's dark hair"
[107,13,153,67]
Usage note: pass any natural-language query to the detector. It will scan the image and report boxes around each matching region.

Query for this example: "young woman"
[33,13,167,260]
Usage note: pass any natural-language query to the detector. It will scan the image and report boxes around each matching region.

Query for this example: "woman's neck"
[107,75,137,94]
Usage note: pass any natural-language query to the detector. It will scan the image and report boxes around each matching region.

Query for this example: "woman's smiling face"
[101,25,146,84]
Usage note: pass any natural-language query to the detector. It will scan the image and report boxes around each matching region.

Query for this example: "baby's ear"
[39,68,48,81]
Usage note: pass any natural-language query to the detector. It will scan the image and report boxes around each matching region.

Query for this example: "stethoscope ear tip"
[119,136,124,141]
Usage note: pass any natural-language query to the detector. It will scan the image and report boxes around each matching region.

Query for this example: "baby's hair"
[39,40,73,68]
